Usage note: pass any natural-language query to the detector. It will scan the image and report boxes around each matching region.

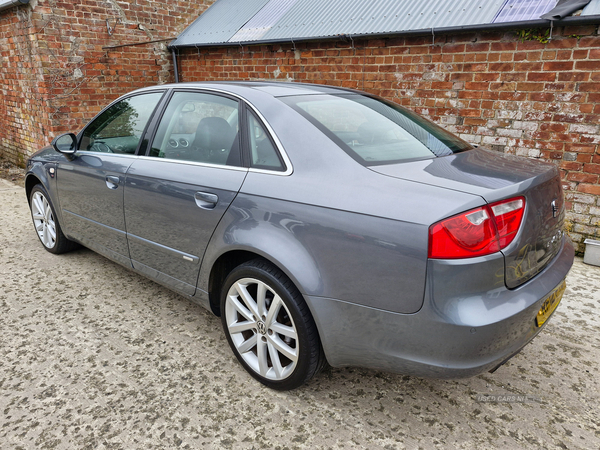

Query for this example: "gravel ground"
[0,159,25,187]
[1,177,599,450]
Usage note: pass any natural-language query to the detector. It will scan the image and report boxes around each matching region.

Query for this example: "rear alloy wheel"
[221,259,323,390]
[29,184,76,254]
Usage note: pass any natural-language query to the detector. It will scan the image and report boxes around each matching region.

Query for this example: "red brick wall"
[0,0,213,165]
[179,25,600,252]
[0,5,49,166]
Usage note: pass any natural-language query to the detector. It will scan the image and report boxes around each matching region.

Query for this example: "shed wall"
[0,0,213,165]
[178,24,600,252]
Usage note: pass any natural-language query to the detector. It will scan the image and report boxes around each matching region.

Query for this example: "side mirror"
[51,133,78,154]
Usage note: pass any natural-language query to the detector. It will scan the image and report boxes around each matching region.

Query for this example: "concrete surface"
[1,177,599,450]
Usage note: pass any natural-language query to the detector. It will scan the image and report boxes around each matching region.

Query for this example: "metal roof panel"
[230,0,299,42]
[582,0,600,14]
[172,0,598,47]
[171,0,271,46]
[257,0,506,41]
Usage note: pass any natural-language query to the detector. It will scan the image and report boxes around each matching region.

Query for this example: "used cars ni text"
[26,81,574,390]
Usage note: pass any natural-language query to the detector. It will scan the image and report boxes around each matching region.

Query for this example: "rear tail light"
[428,197,525,259]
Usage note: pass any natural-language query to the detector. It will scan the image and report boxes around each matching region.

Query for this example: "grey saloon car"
[26,81,574,390]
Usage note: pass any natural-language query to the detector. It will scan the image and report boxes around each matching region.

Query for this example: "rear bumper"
[305,236,574,378]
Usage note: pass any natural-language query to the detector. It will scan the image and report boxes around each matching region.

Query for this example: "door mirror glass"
[51,133,77,154]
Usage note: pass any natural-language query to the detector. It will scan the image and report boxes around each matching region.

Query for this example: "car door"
[56,91,165,265]
[124,90,248,295]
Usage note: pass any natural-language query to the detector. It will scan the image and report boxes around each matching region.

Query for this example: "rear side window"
[282,94,472,166]
[149,91,241,167]
[247,111,285,171]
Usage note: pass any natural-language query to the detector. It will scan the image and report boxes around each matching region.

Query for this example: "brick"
[491,42,517,52]
[567,172,599,183]
[561,161,583,171]
[490,81,517,91]
[579,36,600,47]
[574,224,596,234]
[548,38,578,49]
[540,123,568,132]
[564,144,596,153]
[575,60,600,71]
[527,72,555,82]
[488,62,513,72]
[517,82,545,92]
[528,92,554,102]
[570,124,599,134]
[474,73,500,82]
[571,193,597,204]
[562,25,596,36]
[465,43,490,53]
[589,48,600,60]
[543,61,574,71]
[458,109,482,117]
[443,44,466,53]
[584,164,600,175]
[450,72,473,81]
[578,154,594,163]
[464,82,489,90]
[578,83,600,93]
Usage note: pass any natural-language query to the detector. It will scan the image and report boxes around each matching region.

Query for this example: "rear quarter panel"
[199,193,428,313]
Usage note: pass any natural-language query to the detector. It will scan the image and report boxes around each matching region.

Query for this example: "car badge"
[551,200,558,218]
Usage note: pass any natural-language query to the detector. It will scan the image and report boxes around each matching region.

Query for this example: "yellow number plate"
[536,280,566,327]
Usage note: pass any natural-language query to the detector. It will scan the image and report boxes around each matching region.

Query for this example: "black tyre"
[220,259,324,390]
[29,184,77,254]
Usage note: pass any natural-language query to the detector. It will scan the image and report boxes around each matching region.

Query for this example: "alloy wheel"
[225,277,298,381]
[31,191,57,249]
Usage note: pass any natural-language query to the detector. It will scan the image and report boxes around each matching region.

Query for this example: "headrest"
[194,117,235,151]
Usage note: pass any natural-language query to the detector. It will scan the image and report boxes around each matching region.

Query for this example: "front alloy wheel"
[29,184,76,254]
[31,190,57,249]
[221,260,324,390]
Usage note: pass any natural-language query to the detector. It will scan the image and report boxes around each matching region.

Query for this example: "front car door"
[56,91,164,265]
[124,90,248,295]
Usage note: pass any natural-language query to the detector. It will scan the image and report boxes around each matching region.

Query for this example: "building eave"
[169,14,600,50]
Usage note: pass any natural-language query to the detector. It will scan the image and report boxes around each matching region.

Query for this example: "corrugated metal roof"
[172,0,270,46]
[230,0,299,42]
[261,0,505,40]
[582,0,600,14]
[171,0,600,48]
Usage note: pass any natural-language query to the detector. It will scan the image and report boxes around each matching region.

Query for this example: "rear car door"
[56,91,164,265]
[124,90,247,295]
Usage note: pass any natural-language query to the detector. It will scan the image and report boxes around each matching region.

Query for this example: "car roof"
[133,81,360,98]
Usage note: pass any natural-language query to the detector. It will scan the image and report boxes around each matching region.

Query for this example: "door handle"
[194,191,218,209]
[105,175,120,189]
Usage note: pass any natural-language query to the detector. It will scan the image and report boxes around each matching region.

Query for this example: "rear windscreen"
[281,94,472,166]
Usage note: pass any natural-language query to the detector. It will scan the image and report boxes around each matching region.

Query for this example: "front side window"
[79,92,163,154]
[282,94,472,166]
[149,91,241,167]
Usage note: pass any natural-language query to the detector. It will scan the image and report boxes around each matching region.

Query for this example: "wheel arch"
[25,173,43,204]
[25,167,66,235]
[25,161,57,209]
[207,249,267,316]
[205,242,322,318]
